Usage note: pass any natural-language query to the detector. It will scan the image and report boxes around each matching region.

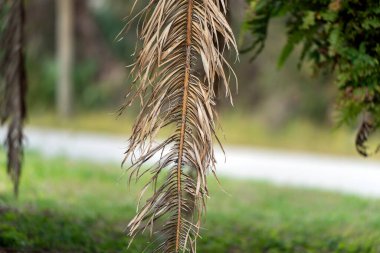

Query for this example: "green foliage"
[94,7,135,63]
[27,57,57,109]
[243,0,380,155]
[1,153,380,252]
[27,58,110,111]
[72,60,108,110]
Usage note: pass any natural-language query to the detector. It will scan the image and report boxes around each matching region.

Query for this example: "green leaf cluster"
[243,0,380,153]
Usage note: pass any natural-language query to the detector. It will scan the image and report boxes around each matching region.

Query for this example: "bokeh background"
[1,0,380,252]
[26,0,345,153]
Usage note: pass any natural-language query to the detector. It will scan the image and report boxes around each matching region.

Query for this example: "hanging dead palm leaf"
[355,112,380,157]
[121,0,237,252]
[0,0,27,196]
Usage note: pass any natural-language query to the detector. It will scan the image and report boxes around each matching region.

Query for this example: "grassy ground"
[29,111,361,156]
[1,153,380,252]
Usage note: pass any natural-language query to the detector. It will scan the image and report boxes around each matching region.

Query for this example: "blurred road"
[1,127,380,198]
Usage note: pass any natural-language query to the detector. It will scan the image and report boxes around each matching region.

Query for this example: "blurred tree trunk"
[56,0,74,118]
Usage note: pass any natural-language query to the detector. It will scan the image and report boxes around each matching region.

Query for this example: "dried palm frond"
[0,0,27,196]
[355,113,380,157]
[122,0,237,252]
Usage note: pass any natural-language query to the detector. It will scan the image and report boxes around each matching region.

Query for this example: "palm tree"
[122,0,238,252]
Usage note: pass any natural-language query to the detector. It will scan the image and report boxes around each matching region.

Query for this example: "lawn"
[1,152,380,252]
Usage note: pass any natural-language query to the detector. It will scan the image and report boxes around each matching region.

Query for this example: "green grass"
[29,111,361,156]
[1,153,380,252]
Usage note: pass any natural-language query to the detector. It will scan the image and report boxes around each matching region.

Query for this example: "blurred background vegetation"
[24,0,362,155]
[2,1,380,252]
[27,0,334,118]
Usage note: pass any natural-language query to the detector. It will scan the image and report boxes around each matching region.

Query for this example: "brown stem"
[175,0,194,251]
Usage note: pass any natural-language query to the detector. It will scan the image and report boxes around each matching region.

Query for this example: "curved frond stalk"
[122,0,238,252]
[0,0,27,197]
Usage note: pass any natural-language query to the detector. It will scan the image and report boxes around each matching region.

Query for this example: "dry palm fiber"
[355,112,380,157]
[0,0,27,196]
[121,0,238,252]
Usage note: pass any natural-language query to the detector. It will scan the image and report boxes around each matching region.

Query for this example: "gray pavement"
[1,127,380,198]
